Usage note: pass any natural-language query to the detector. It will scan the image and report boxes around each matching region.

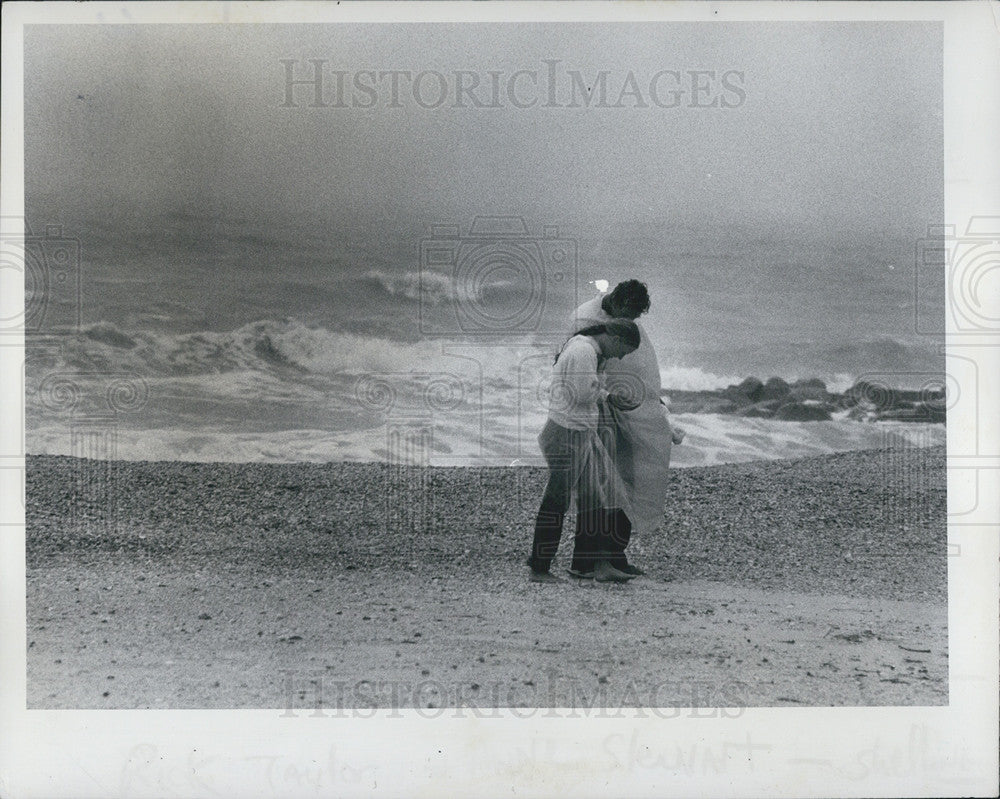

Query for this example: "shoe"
[593,560,635,583]
[567,568,594,579]
[616,563,646,576]
[529,569,563,584]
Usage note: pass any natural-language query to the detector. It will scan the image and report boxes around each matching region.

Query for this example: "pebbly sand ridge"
[25,446,947,708]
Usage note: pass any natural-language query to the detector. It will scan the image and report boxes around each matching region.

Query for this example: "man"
[567,280,683,577]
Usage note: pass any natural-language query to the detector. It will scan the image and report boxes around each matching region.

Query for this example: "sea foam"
[27,413,944,467]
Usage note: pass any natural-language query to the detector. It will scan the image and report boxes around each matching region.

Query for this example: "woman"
[526,318,641,584]
[567,280,684,577]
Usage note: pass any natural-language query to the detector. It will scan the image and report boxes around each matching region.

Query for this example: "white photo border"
[1,2,997,797]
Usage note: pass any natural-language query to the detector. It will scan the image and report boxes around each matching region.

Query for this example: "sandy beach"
[25,445,947,709]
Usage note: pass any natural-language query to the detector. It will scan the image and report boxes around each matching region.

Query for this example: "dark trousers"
[530,505,612,574]
[570,508,632,572]
[528,421,618,574]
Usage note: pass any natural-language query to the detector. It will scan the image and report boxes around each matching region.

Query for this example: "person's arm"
[661,394,686,443]
[605,375,642,411]
[556,343,607,405]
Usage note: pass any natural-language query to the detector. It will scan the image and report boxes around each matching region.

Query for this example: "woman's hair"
[602,318,641,349]
[555,319,640,363]
[601,279,651,318]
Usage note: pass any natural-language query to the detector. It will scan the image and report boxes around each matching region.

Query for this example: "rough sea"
[23,203,946,466]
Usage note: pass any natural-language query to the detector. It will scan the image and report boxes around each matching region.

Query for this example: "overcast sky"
[25,22,942,241]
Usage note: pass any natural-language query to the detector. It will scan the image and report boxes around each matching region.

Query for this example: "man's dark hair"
[601,279,651,319]
[602,318,641,349]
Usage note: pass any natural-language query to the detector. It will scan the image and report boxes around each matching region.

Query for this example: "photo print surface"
[21,20,948,712]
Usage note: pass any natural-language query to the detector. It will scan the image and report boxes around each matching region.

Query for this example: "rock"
[789,378,828,402]
[723,377,764,405]
[734,377,764,403]
[760,377,791,402]
[842,381,946,422]
[844,380,894,409]
[773,402,833,422]
[921,387,946,406]
[914,402,946,423]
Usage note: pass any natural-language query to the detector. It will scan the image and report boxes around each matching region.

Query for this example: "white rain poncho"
[570,296,674,534]
[537,410,633,517]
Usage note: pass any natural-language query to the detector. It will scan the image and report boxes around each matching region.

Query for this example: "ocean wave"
[667,413,945,468]
[39,319,467,379]
[26,317,948,468]
[37,319,866,399]
[26,414,946,466]
[659,366,743,391]
[365,269,453,305]
[363,267,525,309]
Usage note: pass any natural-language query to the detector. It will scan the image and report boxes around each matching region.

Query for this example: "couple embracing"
[527,280,683,584]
